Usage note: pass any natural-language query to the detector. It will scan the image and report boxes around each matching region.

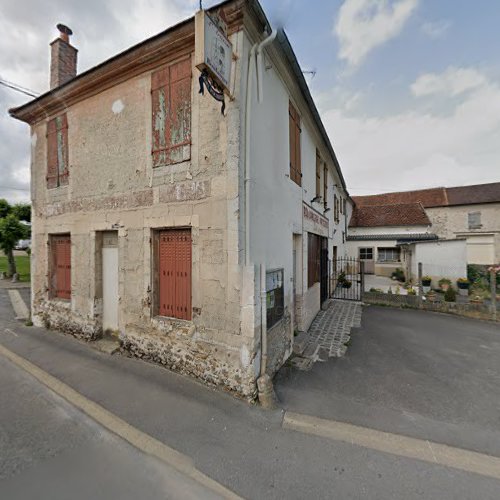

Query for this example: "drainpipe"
[244,41,258,267]
[257,263,277,408]
[256,29,277,103]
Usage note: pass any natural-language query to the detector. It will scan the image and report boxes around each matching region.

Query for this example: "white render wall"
[245,32,349,332]
[411,240,467,282]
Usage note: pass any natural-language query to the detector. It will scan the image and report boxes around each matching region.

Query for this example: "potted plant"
[444,286,456,302]
[342,279,352,289]
[456,278,470,296]
[438,278,452,292]
[421,275,432,293]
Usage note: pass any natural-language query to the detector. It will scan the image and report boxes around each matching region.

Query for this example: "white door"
[102,232,119,332]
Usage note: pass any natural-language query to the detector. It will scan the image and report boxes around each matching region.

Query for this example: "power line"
[0,186,30,192]
[0,78,40,98]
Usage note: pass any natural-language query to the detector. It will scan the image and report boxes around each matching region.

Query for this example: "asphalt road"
[1,291,500,499]
[0,354,222,499]
[276,305,500,456]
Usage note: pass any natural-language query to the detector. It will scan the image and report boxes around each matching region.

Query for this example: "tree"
[0,210,30,277]
[0,199,11,219]
[12,203,31,223]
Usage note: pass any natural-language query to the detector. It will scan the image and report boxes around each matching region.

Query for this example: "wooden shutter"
[46,115,69,188]
[289,102,301,186]
[316,151,321,197]
[47,119,59,188]
[52,235,71,299]
[158,229,192,320]
[58,115,69,186]
[323,164,328,208]
[152,58,192,167]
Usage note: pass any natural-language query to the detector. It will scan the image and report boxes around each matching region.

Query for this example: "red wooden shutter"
[47,118,59,188]
[58,115,69,186]
[323,165,328,208]
[53,235,71,299]
[152,58,191,167]
[46,115,69,188]
[158,229,192,320]
[289,102,301,186]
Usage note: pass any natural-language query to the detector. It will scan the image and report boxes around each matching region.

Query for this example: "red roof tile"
[349,203,431,228]
[353,182,500,209]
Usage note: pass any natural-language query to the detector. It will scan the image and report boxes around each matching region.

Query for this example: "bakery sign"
[303,202,329,237]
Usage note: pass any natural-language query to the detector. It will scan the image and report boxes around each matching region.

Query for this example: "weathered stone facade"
[11,0,350,400]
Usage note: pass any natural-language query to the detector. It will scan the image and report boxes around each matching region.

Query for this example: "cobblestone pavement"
[305,300,362,359]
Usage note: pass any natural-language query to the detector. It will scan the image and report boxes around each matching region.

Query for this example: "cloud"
[335,0,419,67]
[0,0,204,203]
[319,67,500,194]
[421,20,451,39]
[411,67,487,97]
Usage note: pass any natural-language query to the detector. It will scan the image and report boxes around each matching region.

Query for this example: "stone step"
[302,343,320,360]
[293,333,309,355]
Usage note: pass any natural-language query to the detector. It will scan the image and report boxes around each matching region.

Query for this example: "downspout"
[244,41,258,267]
[256,29,277,103]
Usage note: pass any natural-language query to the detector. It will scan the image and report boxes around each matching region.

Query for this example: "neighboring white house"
[347,182,500,283]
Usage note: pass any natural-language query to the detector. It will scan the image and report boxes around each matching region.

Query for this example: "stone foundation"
[120,325,258,401]
[33,300,102,341]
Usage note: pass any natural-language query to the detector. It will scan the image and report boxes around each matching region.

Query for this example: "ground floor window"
[266,269,284,329]
[308,233,321,288]
[359,247,373,260]
[377,247,400,263]
[153,228,192,320]
[50,234,71,299]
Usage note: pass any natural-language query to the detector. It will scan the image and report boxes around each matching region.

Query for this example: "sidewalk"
[2,290,500,499]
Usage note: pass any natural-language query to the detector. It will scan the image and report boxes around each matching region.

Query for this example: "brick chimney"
[50,24,77,89]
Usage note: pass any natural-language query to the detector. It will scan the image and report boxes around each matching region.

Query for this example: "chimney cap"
[57,23,73,37]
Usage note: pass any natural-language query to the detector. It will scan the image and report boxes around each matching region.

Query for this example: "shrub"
[444,286,456,302]
[438,278,452,286]
[407,288,417,295]
[391,268,405,282]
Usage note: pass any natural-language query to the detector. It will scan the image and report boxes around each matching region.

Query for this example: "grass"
[0,254,31,282]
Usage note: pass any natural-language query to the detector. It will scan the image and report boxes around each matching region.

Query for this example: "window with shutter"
[46,114,69,189]
[50,234,71,299]
[152,57,192,167]
[323,164,328,208]
[155,228,192,320]
[315,151,321,197]
[289,102,301,186]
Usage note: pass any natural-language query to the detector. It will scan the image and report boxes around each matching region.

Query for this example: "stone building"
[347,182,500,282]
[10,0,351,400]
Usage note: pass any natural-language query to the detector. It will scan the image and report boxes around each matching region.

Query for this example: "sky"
[1,0,499,203]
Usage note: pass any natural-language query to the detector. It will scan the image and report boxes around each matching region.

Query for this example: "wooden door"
[159,229,192,320]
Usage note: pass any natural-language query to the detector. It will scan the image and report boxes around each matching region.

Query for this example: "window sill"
[49,298,71,306]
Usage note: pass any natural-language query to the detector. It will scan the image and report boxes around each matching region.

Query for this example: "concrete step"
[293,333,309,355]
[302,343,320,360]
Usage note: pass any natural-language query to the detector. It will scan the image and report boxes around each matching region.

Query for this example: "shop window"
[266,269,284,329]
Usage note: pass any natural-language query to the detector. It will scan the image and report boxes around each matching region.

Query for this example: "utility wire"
[0,186,30,192]
[0,78,40,98]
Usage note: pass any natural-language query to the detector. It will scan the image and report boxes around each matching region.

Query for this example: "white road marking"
[283,411,500,480]
[7,289,30,320]
[4,328,19,337]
